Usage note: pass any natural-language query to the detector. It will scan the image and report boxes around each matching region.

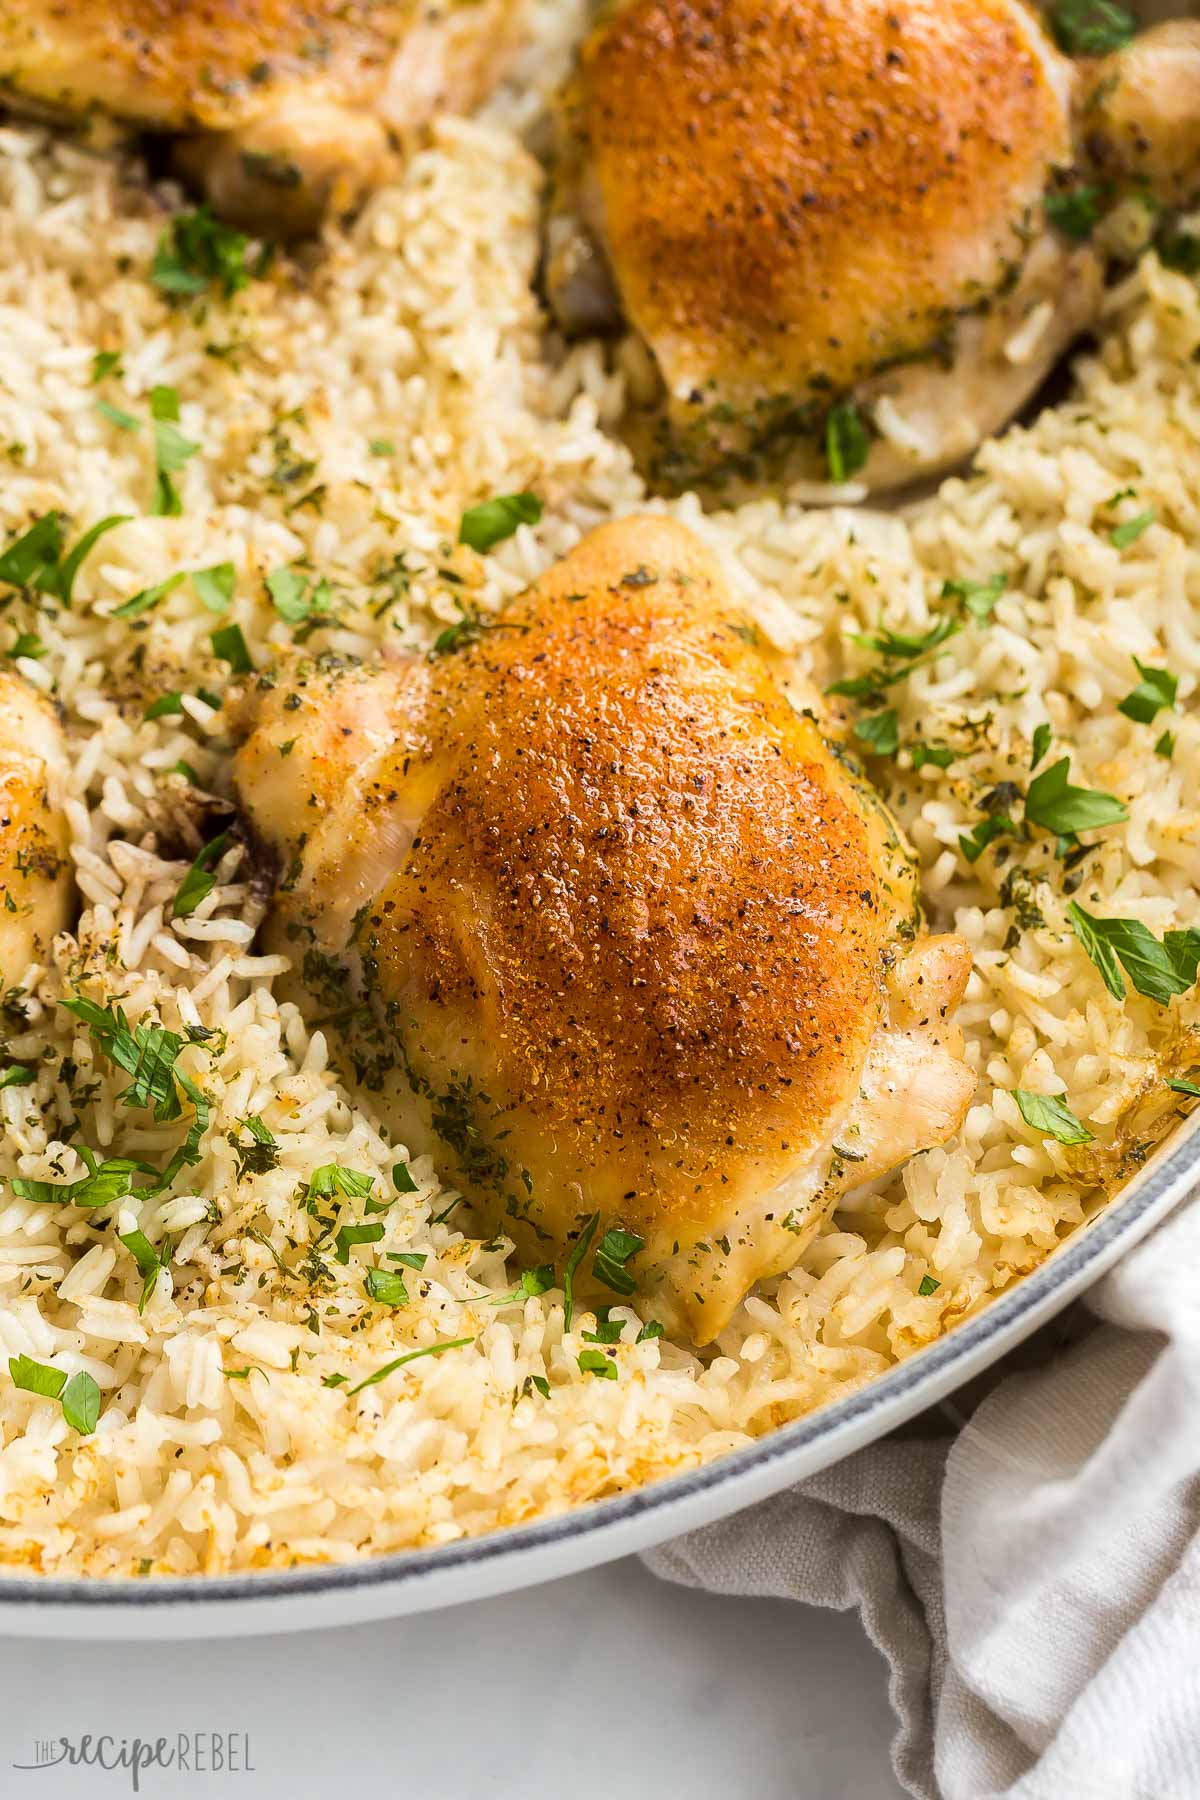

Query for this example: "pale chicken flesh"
[231,517,974,1342]
[0,0,523,236]
[0,672,71,992]
[545,1,1200,493]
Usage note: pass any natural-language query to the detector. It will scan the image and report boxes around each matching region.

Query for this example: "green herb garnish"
[577,1348,618,1381]
[152,206,260,301]
[823,402,869,483]
[458,493,542,553]
[343,1336,473,1397]
[1109,510,1155,550]
[1048,0,1134,56]
[211,622,253,673]
[172,831,233,920]
[853,710,899,757]
[1024,758,1127,837]
[8,1356,102,1435]
[1117,658,1176,725]
[1013,1088,1094,1145]
[192,563,236,614]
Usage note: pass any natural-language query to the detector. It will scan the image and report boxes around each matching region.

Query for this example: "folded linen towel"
[645,1194,1200,1800]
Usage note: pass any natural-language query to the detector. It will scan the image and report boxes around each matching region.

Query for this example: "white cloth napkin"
[644,1194,1200,1800]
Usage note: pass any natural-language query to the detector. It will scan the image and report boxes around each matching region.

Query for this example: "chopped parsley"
[1024,758,1127,837]
[91,350,123,384]
[636,1319,664,1343]
[458,492,542,553]
[152,206,262,301]
[853,709,899,757]
[11,1150,146,1210]
[369,439,395,457]
[1013,1088,1094,1146]
[211,622,253,673]
[1117,659,1176,725]
[113,571,187,620]
[489,1264,555,1307]
[305,1164,375,1202]
[941,573,1006,624]
[592,1226,644,1297]
[192,563,236,614]
[1109,510,1155,551]
[232,1114,279,1179]
[341,1336,474,1397]
[391,1161,419,1195]
[0,1064,35,1090]
[334,1221,385,1265]
[917,1275,941,1297]
[1167,1075,1200,1100]
[1045,185,1105,242]
[364,1266,408,1305]
[61,994,185,1118]
[151,409,200,518]
[96,398,140,432]
[823,402,869,483]
[577,1348,618,1381]
[118,1224,171,1313]
[172,831,233,920]
[1031,722,1053,770]
[1048,0,1134,56]
[144,692,184,720]
[909,742,957,771]
[266,566,332,625]
[1157,228,1200,276]
[1155,730,1175,761]
[8,1355,101,1435]
[0,510,130,604]
[562,1212,599,1330]
[1068,902,1200,1006]
[959,813,1017,865]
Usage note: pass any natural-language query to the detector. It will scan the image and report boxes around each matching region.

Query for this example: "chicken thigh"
[0,0,523,237]
[231,517,973,1342]
[546,1,1200,493]
[0,673,71,992]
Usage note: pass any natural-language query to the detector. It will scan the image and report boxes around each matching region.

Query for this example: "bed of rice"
[0,7,1196,1577]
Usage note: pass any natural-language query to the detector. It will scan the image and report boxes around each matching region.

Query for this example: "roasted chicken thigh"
[546,1,1200,493]
[0,0,523,236]
[231,517,973,1342]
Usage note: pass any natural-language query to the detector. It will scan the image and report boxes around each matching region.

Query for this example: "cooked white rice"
[0,7,1196,1576]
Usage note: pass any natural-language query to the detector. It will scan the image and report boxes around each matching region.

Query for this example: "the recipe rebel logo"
[12,1732,256,1790]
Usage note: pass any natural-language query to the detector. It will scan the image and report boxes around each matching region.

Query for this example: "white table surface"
[0,1558,903,1798]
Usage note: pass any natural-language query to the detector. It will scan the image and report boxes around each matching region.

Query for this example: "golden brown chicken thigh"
[231,517,973,1342]
[0,673,71,991]
[546,1,1200,493]
[0,0,523,236]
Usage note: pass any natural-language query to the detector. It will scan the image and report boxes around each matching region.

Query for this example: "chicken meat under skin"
[0,0,523,237]
[0,672,71,991]
[231,517,973,1343]
[545,0,1200,495]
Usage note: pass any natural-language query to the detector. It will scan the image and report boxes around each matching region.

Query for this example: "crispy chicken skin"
[546,1,1199,493]
[231,517,974,1342]
[0,0,523,235]
[0,673,71,990]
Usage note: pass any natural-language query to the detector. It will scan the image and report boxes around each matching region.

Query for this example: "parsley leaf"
[172,831,233,920]
[1069,904,1200,1007]
[0,1064,34,1090]
[849,616,960,660]
[0,510,130,603]
[391,1161,419,1195]
[60,1370,102,1435]
[211,622,253,673]
[853,709,899,757]
[1117,658,1176,726]
[9,1354,66,1400]
[1110,510,1155,550]
[959,814,1017,864]
[1031,722,1052,770]
[593,1226,644,1297]
[343,1336,473,1397]
[60,994,185,1118]
[152,206,259,301]
[266,566,332,624]
[910,742,957,771]
[91,351,123,383]
[334,1221,385,1265]
[917,1275,941,1296]
[192,563,236,614]
[113,572,187,620]
[941,573,1006,624]
[562,1212,599,1330]
[636,1319,664,1343]
[364,1267,408,1306]
[1155,730,1175,761]
[144,692,184,720]
[1048,0,1134,56]
[823,402,870,483]
[96,398,140,432]
[458,493,542,553]
[1024,758,1127,837]
[578,1348,618,1381]
[12,1151,147,1210]
[306,1165,375,1202]
[1045,185,1105,242]
[1013,1088,1094,1145]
